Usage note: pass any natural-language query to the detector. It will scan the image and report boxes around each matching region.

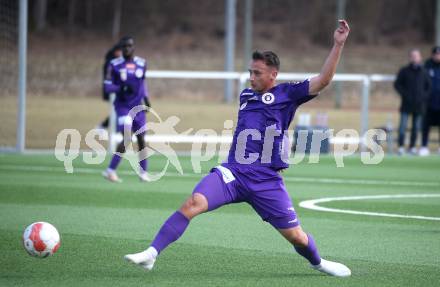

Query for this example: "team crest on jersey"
[135,68,143,78]
[120,69,127,81]
[262,92,275,104]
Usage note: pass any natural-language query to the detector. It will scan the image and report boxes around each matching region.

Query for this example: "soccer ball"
[22,222,61,258]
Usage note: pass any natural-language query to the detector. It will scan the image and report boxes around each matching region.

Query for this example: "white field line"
[299,194,440,221]
[0,164,439,188]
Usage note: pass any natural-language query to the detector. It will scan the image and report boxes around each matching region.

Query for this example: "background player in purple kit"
[102,36,151,183]
[125,20,351,277]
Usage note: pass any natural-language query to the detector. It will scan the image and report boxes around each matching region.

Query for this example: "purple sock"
[151,211,190,254]
[294,234,321,265]
[109,154,122,170]
[139,158,148,173]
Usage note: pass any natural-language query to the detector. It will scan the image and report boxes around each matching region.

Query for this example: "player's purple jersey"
[226,80,313,171]
[104,56,148,109]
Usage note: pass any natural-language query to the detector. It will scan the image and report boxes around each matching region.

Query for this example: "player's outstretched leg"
[124,193,208,271]
[309,257,351,277]
[124,211,188,270]
[124,246,157,270]
[280,227,351,277]
[294,233,351,277]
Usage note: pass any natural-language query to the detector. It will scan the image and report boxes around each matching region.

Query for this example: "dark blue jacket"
[394,64,431,114]
[424,59,440,111]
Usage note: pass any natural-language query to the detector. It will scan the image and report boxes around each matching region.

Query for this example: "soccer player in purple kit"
[102,36,152,183]
[125,20,351,277]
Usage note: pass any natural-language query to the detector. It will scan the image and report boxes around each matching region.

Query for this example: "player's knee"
[291,230,308,247]
[179,193,208,219]
[116,142,126,153]
[292,235,308,247]
[280,227,308,247]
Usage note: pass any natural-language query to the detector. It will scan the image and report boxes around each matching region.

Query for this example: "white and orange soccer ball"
[22,222,61,258]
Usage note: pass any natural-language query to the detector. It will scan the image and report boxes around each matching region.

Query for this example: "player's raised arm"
[309,20,350,95]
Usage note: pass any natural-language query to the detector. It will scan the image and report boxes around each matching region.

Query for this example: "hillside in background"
[0,0,437,99]
[28,0,436,46]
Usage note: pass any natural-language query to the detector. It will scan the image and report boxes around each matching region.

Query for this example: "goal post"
[17,0,28,153]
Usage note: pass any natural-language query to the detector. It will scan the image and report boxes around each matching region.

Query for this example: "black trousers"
[421,109,440,146]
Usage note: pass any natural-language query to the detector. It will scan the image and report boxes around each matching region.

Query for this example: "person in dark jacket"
[97,43,123,130]
[420,46,440,156]
[394,49,431,155]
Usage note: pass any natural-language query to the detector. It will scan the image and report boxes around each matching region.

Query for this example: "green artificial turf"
[0,153,439,286]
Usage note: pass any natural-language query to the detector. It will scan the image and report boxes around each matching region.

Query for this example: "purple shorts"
[193,163,300,229]
[115,107,146,134]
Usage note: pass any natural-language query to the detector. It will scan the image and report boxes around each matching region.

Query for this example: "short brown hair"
[252,50,280,70]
